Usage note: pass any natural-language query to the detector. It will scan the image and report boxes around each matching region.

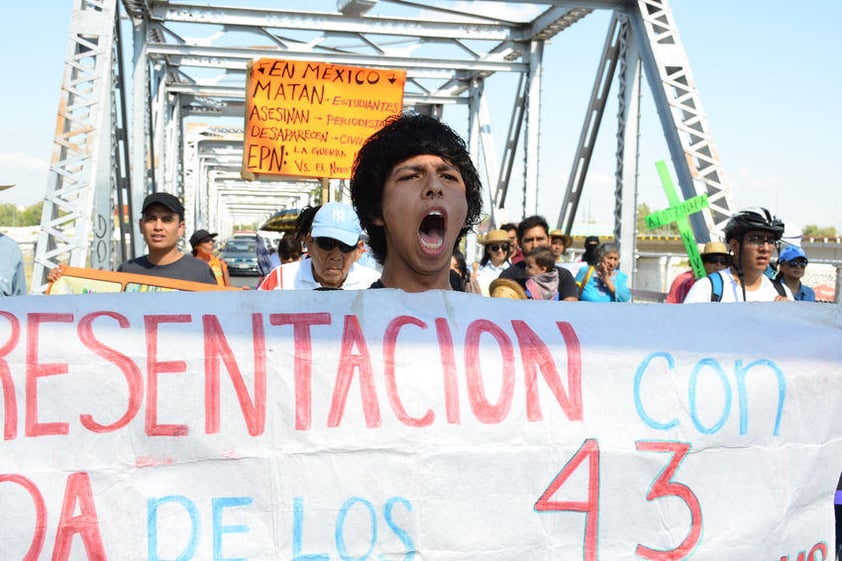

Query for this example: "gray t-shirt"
[118,254,217,285]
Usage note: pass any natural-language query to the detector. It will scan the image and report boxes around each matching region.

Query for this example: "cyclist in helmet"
[684,207,792,302]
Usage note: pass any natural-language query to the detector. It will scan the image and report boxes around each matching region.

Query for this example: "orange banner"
[242,58,406,180]
[47,266,236,294]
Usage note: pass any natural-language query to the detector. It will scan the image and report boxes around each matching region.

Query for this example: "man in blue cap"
[258,202,379,290]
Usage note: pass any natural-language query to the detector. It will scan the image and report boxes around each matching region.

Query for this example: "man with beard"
[497,215,578,301]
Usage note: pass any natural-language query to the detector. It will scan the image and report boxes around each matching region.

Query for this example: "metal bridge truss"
[32,0,736,293]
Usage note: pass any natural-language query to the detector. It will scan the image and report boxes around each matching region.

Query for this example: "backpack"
[708,271,787,302]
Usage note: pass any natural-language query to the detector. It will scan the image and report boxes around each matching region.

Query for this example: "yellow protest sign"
[242,58,406,180]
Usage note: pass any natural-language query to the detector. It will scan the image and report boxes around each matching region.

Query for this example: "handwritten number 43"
[534,439,702,561]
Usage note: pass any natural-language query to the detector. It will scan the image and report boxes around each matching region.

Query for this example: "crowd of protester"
[3,112,836,559]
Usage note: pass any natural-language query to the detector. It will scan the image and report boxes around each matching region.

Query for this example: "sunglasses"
[703,257,730,266]
[489,244,510,252]
[743,235,779,248]
[784,259,808,268]
[313,237,357,253]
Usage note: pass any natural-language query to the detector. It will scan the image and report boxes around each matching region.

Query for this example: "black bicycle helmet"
[723,207,784,242]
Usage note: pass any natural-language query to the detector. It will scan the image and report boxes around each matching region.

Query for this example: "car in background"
[220,237,259,276]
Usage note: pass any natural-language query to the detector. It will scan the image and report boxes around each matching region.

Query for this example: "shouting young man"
[350,113,483,292]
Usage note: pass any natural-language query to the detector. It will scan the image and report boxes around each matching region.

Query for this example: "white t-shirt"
[683,268,792,303]
[257,257,380,290]
[475,261,509,296]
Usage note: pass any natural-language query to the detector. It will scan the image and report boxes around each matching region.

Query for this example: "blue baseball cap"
[310,202,362,246]
[779,245,807,263]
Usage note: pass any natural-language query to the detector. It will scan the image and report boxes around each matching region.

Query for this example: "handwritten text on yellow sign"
[243,59,406,179]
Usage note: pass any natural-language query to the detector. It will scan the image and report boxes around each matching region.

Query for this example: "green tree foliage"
[0,201,43,227]
[802,224,838,238]
[637,202,676,236]
[21,201,43,225]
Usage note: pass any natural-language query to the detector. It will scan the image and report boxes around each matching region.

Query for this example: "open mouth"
[419,210,446,254]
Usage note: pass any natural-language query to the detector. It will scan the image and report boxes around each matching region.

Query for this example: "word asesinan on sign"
[243,58,405,178]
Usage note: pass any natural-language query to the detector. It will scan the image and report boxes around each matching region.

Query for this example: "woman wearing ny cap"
[190,229,230,287]
[775,245,816,302]
[257,202,380,290]
[474,229,511,296]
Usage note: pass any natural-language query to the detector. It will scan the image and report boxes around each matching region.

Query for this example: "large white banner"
[0,290,839,561]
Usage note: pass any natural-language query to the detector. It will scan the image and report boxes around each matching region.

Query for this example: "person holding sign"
[683,207,792,303]
[47,192,217,286]
[117,193,217,284]
[0,231,25,296]
[0,184,26,296]
[189,229,230,287]
[257,202,379,290]
[350,113,483,292]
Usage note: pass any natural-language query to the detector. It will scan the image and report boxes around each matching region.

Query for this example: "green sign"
[645,161,710,278]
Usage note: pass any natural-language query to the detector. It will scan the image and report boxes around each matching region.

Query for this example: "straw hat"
[700,241,729,257]
[480,229,510,246]
[549,229,572,248]
[489,278,527,300]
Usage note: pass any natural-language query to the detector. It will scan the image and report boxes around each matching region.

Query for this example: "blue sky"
[2,1,840,233]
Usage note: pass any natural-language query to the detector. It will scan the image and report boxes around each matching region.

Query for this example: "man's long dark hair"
[350,113,484,264]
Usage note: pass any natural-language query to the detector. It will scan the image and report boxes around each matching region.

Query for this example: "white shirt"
[475,261,509,296]
[258,257,381,290]
[683,268,792,303]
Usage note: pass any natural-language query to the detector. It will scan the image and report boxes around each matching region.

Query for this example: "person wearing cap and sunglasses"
[684,207,792,303]
[666,241,732,303]
[190,229,230,287]
[474,229,512,296]
[775,245,816,302]
[257,202,379,290]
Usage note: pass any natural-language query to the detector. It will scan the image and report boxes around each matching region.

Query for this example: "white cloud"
[0,152,47,172]
[418,2,544,23]
[450,1,543,21]
[0,152,50,206]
